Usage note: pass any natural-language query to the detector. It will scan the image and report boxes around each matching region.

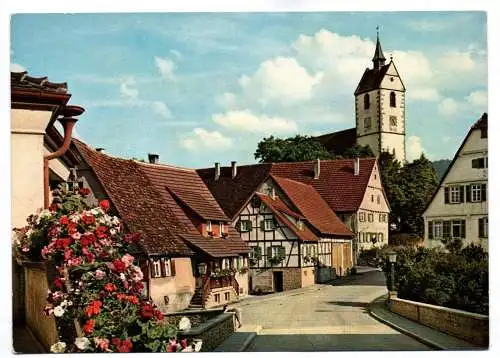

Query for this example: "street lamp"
[387,251,397,294]
[198,262,207,275]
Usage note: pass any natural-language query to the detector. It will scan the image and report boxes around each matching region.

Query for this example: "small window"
[371,195,374,202]
[378,233,384,242]
[207,220,212,233]
[390,116,397,129]
[364,93,370,109]
[377,195,381,204]
[151,260,162,278]
[451,220,465,238]
[379,214,385,222]
[224,292,230,301]
[271,246,280,257]
[433,221,443,238]
[163,259,172,277]
[263,219,275,231]
[238,220,252,232]
[215,294,220,303]
[479,217,488,238]
[450,186,461,203]
[222,258,230,270]
[297,219,304,230]
[364,117,371,130]
[220,222,225,235]
[471,184,482,202]
[472,158,485,169]
[359,212,366,222]
[390,92,396,107]
[368,213,374,222]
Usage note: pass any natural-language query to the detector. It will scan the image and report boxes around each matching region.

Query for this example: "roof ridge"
[136,160,195,172]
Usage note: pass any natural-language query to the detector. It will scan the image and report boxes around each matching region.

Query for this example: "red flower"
[112,338,132,353]
[128,295,139,305]
[95,226,109,239]
[99,199,110,212]
[166,343,176,352]
[82,213,95,225]
[83,320,95,335]
[55,238,71,249]
[59,216,70,225]
[79,187,91,197]
[104,283,117,292]
[153,309,164,321]
[64,249,73,260]
[139,303,154,320]
[49,203,58,212]
[111,259,126,273]
[67,222,78,234]
[85,300,102,317]
[53,278,64,290]
[181,339,188,349]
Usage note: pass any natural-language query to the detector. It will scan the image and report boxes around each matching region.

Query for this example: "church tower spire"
[372,26,386,70]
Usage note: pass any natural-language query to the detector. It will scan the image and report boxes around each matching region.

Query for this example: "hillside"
[432,159,452,180]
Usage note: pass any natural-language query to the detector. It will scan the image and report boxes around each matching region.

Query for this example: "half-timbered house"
[72,140,249,311]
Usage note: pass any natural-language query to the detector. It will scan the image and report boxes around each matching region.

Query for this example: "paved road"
[234,271,431,351]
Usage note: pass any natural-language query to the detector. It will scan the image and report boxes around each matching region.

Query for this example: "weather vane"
[376,25,379,35]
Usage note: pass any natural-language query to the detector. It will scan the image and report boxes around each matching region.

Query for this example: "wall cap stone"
[391,297,488,320]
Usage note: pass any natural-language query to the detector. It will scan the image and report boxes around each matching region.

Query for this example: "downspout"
[43,105,84,209]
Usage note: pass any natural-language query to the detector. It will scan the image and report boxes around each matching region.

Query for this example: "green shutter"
[260,220,265,231]
[466,185,471,202]
[254,246,262,258]
[461,220,466,238]
[460,185,465,203]
[443,221,451,238]
[478,218,484,238]
[481,184,487,202]
[444,187,450,204]
[248,220,253,231]
[278,246,285,259]
[267,247,272,259]
[236,220,242,233]
[428,221,433,239]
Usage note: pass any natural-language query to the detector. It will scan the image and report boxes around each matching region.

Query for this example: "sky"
[10,11,488,168]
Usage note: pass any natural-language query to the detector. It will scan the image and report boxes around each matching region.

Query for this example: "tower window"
[390,92,396,107]
[364,117,371,130]
[364,94,370,110]
[390,116,397,129]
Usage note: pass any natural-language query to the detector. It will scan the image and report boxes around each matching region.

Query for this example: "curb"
[238,332,257,352]
[367,295,444,350]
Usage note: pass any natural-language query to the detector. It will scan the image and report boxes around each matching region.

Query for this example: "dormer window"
[364,93,370,110]
[207,220,212,234]
[220,222,226,237]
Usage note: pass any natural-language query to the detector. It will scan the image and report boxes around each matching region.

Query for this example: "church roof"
[315,127,357,155]
[354,64,390,95]
[372,34,386,64]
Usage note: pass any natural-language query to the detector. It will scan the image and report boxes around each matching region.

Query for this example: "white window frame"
[239,220,250,232]
[162,258,172,277]
[471,184,482,202]
[215,293,220,303]
[222,258,230,269]
[271,246,280,257]
[450,186,461,203]
[151,260,162,278]
[481,217,488,238]
[220,222,225,235]
[368,213,374,222]
[451,220,462,238]
[264,219,274,231]
[359,212,365,222]
[433,221,443,238]
[207,220,212,233]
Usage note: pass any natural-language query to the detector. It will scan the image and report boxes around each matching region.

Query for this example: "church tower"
[354,29,406,163]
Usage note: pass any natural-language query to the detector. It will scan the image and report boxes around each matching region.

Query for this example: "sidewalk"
[12,325,46,353]
[368,295,484,350]
[213,325,262,352]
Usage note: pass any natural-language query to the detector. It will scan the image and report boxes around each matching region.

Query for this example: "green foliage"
[338,144,374,159]
[432,159,452,180]
[382,245,488,314]
[254,135,335,163]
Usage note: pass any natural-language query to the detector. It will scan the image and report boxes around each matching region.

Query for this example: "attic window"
[364,94,370,110]
[390,92,396,107]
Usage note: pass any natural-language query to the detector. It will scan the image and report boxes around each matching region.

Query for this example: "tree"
[339,144,374,159]
[254,135,335,163]
[378,151,405,231]
[399,154,439,236]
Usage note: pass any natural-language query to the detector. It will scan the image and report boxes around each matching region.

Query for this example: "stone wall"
[390,297,488,347]
[205,287,238,308]
[179,312,236,352]
[283,268,302,291]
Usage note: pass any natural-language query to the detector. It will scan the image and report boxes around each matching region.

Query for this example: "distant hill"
[432,159,452,180]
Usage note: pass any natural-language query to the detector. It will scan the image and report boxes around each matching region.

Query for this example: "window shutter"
[466,185,471,202]
[460,185,465,203]
[171,259,176,276]
[443,221,451,238]
[267,247,272,260]
[260,220,265,231]
[478,218,484,238]
[278,246,285,258]
[160,258,166,277]
[444,187,450,204]
[248,220,253,231]
[481,184,487,201]
[236,220,242,233]
[461,220,466,238]
[428,221,433,239]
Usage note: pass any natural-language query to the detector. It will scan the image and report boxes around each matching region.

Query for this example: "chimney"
[214,162,220,181]
[354,157,360,176]
[314,158,320,179]
[148,153,159,164]
[95,147,105,153]
[231,161,237,179]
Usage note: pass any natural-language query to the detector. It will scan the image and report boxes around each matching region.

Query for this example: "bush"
[382,245,488,315]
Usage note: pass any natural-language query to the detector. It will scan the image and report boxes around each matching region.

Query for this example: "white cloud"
[180,128,232,151]
[119,78,139,99]
[407,136,426,162]
[151,101,172,118]
[466,90,488,109]
[217,92,237,109]
[238,56,323,105]
[10,63,25,72]
[212,110,297,134]
[438,51,475,72]
[154,56,176,80]
[438,98,460,117]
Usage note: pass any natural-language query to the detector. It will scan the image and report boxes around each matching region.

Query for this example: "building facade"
[423,113,488,250]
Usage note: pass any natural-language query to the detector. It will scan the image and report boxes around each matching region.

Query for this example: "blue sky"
[11,12,487,168]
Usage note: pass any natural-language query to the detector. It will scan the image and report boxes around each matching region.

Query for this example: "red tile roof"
[271,176,354,237]
[270,158,376,213]
[11,71,68,93]
[257,194,318,242]
[74,140,248,258]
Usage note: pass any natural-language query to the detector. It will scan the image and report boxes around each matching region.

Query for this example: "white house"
[422,113,488,250]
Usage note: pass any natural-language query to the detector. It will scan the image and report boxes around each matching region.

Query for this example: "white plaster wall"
[356,89,380,138]
[44,146,71,181]
[11,109,53,228]
[357,135,381,156]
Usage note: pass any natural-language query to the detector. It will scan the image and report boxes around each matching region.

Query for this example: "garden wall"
[23,262,58,351]
[179,312,236,352]
[389,296,488,347]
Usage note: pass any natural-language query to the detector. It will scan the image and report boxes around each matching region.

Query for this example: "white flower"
[90,208,100,215]
[75,337,91,351]
[120,273,126,281]
[193,339,203,352]
[179,317,192,331]
[60,300,68,308]
[110,228,117,236]
[50,341,66,353]
[181,346,194,352]
[112,216,120,225]
[53,306,65,317]
[67,301,73,306]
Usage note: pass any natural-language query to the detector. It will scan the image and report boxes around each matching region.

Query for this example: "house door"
[273,271,284,292]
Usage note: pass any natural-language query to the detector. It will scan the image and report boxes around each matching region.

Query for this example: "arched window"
[390,92,396,107]
[364,94,370,110]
